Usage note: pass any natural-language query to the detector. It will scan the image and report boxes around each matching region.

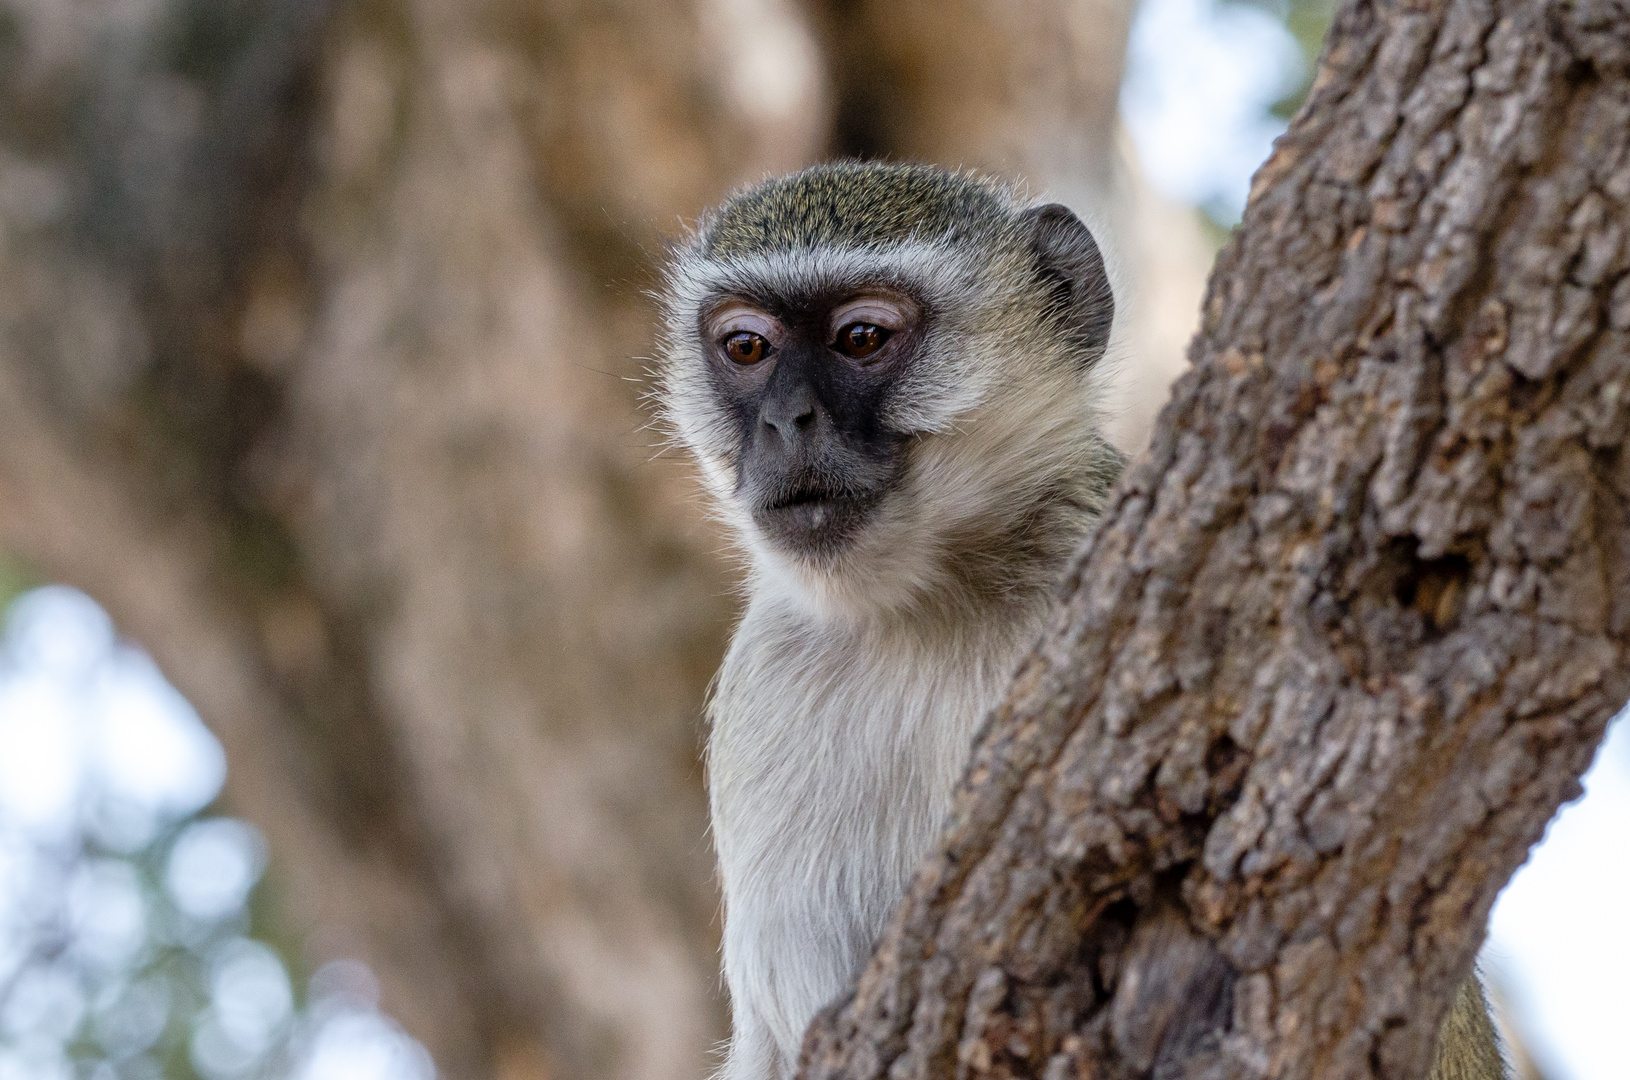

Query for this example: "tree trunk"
[800,0,1630,1078]
[0,1,1143,1078]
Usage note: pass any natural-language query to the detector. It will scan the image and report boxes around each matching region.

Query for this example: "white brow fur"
[659,222,1119,1079]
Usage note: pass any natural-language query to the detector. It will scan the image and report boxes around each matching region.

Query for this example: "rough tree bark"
[802,0,1630,1078]
[0,2,1147,1078]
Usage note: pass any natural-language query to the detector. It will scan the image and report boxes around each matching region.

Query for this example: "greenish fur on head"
[701,161,1012,259]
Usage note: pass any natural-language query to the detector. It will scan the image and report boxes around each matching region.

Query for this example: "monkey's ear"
[1020,203,1114,366]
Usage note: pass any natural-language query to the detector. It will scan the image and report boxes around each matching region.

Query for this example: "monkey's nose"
[766,408,815,432]
[760,385,819,436]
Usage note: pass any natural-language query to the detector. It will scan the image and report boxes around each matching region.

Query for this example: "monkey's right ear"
[1020,203,1114,366]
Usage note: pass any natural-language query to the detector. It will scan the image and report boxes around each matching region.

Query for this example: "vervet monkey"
[656,161,1505,1080]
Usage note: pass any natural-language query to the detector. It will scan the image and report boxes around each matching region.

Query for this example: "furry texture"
[657,163,1123,1079]
[701,161,1012,259]
[1429,977,1509,1080]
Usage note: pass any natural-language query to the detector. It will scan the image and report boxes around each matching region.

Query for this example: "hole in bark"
[1391,549,1471,631]
[1204,733,1250,803]
[1507,373,1553,414]
[1203,732,1241,773]
[1349,542,1478,670]
[1094,898,1138,994]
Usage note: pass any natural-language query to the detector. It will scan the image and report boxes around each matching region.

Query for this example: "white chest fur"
[707,592,1045,1077]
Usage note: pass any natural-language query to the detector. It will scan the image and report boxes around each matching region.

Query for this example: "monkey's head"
[658,162,1120,621]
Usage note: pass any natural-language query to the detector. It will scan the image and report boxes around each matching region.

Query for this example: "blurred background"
[0,0,1623,1078]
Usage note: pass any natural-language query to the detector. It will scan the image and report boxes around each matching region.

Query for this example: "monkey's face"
[658,175,1115,619]
[662,236,1104,611]
[700,289,923,557]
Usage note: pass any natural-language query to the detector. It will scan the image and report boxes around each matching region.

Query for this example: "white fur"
[659,223,1119,1079]
[709,592,1044,1076]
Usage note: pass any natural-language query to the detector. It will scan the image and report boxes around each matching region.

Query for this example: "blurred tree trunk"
[0,1,1137,1078]
[801,0,1630,1077]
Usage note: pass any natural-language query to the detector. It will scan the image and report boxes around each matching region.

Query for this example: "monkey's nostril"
[761,406,817,436]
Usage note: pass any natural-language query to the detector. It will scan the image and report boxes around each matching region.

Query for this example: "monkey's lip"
[764,486,838,513]
[754,485,866,548]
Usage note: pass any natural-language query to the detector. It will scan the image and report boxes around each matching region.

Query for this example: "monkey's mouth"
[765,486,835,513]
[743,445,904,557]
[762,486,844,530]
[754,482,872,553]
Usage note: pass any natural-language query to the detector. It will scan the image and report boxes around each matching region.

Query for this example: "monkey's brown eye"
[723,332,770,365]
[835,322,889,359]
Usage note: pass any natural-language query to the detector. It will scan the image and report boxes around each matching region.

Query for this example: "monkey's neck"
[920,431,1125,628]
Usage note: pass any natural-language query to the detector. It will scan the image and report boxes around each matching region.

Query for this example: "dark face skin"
[701,288,924,557]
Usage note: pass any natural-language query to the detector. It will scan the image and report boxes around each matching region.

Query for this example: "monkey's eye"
[834,322,890,359]
[722,332,771,365]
